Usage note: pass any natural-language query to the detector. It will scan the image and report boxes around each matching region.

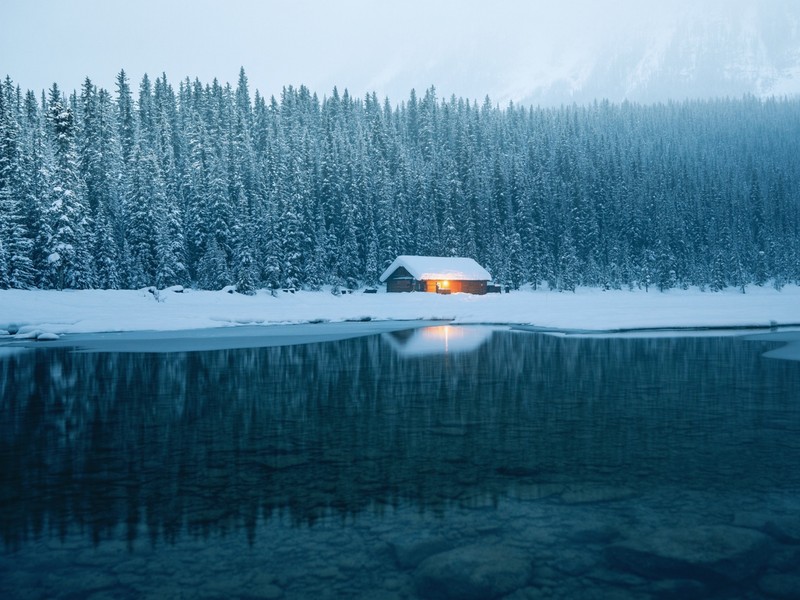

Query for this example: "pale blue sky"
[2,0,792,105]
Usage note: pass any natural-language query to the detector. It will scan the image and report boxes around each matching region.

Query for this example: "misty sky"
[3,0,796,106]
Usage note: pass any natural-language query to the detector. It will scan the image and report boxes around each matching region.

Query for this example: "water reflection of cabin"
[383,326,497,356]
[379,255,492,295]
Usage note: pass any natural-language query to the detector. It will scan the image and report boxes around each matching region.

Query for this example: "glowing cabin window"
[439,280,450,288]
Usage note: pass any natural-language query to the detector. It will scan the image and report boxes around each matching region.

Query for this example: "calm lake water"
[1,326,800,599]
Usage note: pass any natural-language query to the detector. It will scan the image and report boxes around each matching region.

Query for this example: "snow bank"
[0,285,799,338]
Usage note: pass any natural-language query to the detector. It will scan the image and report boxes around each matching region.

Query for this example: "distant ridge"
[511,3,800,106]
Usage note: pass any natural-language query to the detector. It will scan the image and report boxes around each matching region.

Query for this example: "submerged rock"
[759,573,800,599]
[608,525,772,583]
[508,483,565,501]
[259,454,310,470]
[769,547,800,572]
[736,512,800,545]
[390,534,454,570]
[259,584,283,599]
[552,548,598,576]
[560,484,637,504]
[568,525,621,544]
[764,518,800,545]
[414,544,533,600]
[648,578,707,599]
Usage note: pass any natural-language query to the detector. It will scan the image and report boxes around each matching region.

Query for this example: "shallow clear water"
[1,327,800,599]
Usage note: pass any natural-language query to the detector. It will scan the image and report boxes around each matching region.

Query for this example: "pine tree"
[115,70,135,163]
[0,239,8,288]
[556,229,579,292]
[440,209,459,257]
[305,213,330,290]
[505,226,525,289]
[231,191,256,295]
[337,203,360,288]
[364,223,380,285]
[183,110,212,273]
[0,77,34,288]
[154,194,188,289]
[234,247,256,295]
[124,143,161,287]
[79,80,125,289]
[259,206,282,293]
[44,84,93,289]
[654,240,677,292]
[20,90,51,287]
[710,249,728,292]
[279,206,307,289]
[93,202,119,289]
[639,248,656,292]
[197,237,229,289]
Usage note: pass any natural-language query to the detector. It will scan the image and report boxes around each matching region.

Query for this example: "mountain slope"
[515,3,800,105]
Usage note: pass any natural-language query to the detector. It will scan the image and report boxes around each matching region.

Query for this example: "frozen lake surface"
[1,325,800,599]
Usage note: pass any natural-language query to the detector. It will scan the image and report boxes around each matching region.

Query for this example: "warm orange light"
[440,280,450,288]
[421,325,452,352]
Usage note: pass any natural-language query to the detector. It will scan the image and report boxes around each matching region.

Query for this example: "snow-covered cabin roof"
[379,256,491,282]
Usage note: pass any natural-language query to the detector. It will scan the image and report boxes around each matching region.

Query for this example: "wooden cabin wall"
[387,279,415,292]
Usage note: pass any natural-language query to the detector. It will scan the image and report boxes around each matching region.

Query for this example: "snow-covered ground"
[1,285,799,339]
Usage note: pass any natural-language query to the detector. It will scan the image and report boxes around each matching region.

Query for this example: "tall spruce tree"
[0,77,34,288]
[44,83,93,289]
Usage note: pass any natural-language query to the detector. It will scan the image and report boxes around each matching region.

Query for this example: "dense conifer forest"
[0,69,798,293]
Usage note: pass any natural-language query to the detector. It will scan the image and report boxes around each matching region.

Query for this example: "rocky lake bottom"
[3,483,800,599]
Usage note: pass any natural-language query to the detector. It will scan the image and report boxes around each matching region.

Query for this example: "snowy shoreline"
[2,285,800,342]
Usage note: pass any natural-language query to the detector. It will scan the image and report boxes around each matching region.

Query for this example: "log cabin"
[379,255,492,295]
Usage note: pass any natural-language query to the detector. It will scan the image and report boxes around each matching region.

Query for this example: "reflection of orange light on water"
[421,325,460,352]
[383,326,496,357]
[421,326,458,339]
[421,326,447,340]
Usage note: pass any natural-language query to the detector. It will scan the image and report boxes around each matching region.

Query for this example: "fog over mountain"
[518,1,800,105]
[433,0,800,107]
[312,0,800,107]
[4,0,798,108]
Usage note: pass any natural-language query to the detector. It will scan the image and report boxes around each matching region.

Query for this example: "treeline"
[0,69,798,293]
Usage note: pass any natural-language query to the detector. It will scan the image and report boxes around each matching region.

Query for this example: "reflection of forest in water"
[1,330,799,548]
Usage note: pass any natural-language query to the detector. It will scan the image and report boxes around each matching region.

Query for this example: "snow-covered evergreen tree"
[0,77,34,288]
[197,237,229,290]
[230,190,256,295]
[44,84,93,289]
[556,229,579,292]
[93,202,119,289]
